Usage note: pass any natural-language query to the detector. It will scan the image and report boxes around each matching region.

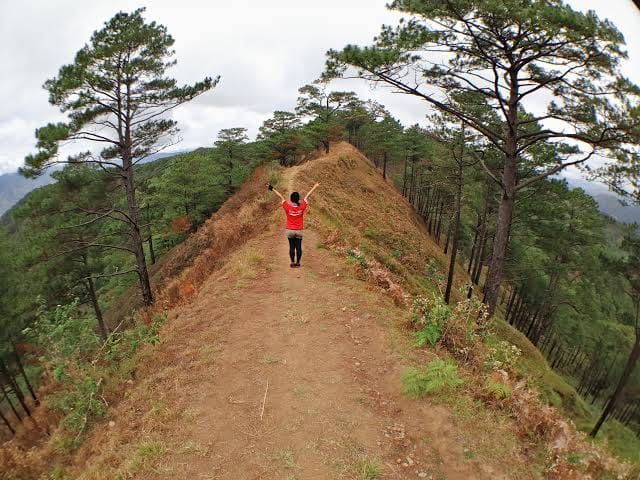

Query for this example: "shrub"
[485,340,522,373]
[411,295,449,347]
[25,300,100,363]
[402,359,463,398]
[346,248,368,269]
[51,374,106,435]
[106,312,168,363]
[439,296,489,365]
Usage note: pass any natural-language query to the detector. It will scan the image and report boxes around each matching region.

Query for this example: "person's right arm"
[304,183,320,202]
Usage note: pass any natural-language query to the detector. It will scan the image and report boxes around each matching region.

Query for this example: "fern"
[415,323,442,347]
[485,380,512,400]
[402,359,463,398]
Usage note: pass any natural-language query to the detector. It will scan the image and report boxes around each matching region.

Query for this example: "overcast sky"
[1,0,639,176]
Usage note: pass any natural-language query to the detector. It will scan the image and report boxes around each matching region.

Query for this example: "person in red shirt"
[268,182,320,267]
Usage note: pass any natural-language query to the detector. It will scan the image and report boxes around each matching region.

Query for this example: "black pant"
[288,237,302,264]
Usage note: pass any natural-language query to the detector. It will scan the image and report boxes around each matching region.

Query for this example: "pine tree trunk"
[408,162,416,202]
[122,166,154,306]
[525,309,540,339]
[435,199,445,244]
[444,219,453,255]
[402,155,409,196]
[382,151,388,180]
[484,112,518,317]
[0,361,29,417]
[148,234,156,265]
[12,343,38,405]
[591,335,640,437]
[86,277,108,341]
[467,214,481,274]
[2,385,22,422]
[505,288,518,320]
[445,162,463,304]
[0,407,14,435]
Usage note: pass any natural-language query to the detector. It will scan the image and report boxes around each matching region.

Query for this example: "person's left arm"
[267,184,286,203]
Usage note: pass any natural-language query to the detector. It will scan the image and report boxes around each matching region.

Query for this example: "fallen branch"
[91,316,130,364]
[260,380,269,421]
[75,378,103,442]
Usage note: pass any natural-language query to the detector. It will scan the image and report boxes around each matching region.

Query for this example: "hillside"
[2,144,635,479]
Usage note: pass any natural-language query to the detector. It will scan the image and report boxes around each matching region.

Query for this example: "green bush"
[411,295,449,347]
[51,374,107,434]
[24,301,168,441]
[402,359,464,398]
[346,248,368,269]
[106,313,168,363]
[25,300,100,363]
[485,339,522,372]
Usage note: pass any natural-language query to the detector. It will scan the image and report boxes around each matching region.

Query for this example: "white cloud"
[1,0,639,178]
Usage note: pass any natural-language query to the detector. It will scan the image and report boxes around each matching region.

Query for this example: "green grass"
[272,448,296,469]
[354,457,383,480]
[485,379,512,400]
[120,439,166,477]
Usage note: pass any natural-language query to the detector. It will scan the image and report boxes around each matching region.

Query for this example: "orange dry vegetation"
[106,164,280,322]
[297,142,464,299]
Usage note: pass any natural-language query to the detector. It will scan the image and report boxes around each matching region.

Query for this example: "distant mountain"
[0,150,186,218]
[0,171,55,217]
[564,176,640,224]
[591,192,640,224]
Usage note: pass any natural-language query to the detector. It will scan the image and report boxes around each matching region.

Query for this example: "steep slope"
[39,143,627,479]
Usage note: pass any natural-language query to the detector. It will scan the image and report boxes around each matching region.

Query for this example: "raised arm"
[267,184,285,202]
[304,183,320,202]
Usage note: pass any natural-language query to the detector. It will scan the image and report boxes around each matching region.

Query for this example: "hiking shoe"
[290,263,296,268]
[295,263,301,267]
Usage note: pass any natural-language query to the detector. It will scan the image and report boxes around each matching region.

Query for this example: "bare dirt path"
[141,204,497,480]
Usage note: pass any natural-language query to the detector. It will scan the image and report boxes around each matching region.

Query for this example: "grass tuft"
[355,457,383,480]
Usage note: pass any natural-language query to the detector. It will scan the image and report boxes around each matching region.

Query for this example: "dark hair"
[290,192,300,205]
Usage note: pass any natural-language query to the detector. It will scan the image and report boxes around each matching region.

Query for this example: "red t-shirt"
[282,200,308,230]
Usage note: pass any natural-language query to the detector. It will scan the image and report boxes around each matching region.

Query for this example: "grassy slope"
[298,142,639,465]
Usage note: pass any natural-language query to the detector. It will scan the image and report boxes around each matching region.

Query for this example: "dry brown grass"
[294,143,465,301]
[294,143,635,479]
[106,164,281,323]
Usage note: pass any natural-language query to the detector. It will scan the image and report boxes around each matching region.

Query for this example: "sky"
[0,0,639,176]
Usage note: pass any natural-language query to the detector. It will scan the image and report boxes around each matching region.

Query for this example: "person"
[267,182,320,267]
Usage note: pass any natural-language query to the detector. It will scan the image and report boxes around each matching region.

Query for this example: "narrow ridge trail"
[104,162,503,480]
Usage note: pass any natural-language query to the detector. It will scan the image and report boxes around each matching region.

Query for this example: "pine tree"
[22,8,218,306]
[325,0,640,316]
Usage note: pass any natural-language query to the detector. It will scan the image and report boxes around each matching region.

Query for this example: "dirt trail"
[125,167,497,480]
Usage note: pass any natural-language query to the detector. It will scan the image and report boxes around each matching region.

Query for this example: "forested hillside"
[2,2,640,479]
